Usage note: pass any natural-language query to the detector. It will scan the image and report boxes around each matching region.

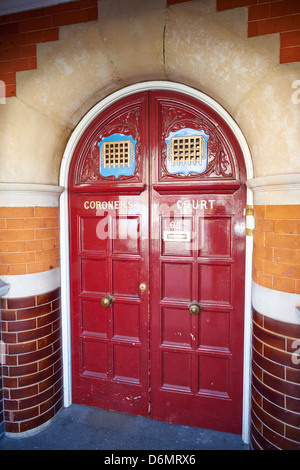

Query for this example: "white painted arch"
[59,81,254,443]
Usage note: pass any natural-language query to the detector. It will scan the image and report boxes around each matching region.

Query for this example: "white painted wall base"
[252,281,300,325]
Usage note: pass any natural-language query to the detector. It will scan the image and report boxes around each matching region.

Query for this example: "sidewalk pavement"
[0,403,249,451]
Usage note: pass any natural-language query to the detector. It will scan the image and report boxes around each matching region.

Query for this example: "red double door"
[69,90,246,434]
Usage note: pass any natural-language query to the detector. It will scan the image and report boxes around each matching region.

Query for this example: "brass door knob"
[101,293,115,307]
[188,301,201,315]
[139,283,147,292]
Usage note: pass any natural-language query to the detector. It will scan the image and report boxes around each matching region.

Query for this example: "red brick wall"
[253,205,300,294]
[1,0,299,98]
[251,309,300,450]
[0,207,60,276]
[168,0,300,64]
[1,288,63,434]
[216,0,300,63]
[0,0,98,97]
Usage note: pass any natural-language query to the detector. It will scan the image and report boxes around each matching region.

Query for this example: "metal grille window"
[103,140,132,169]
[171,136,205,166]
[98,133,136,179]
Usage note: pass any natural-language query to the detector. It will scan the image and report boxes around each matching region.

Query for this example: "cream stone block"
[98,0,167,82]
[165,2,279,115]
[16,22,116,128]
[0,97,70,184]
[236,67,300,177]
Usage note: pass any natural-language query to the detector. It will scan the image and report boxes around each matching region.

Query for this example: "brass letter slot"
[163,231,191,242]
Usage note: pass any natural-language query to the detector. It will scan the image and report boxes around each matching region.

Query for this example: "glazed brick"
[286,424,300,443]
[6,296,35,310]
[281,30,300,48]
[1,288,63,434]
[280,46,300,64]
[216,0,234,10]
[38,368,62,393]
[8,405,39,424]
[8,384,38,400]
[37,328,61,350]
[39,388,62,414]
[16,302,52,321]
[252,333,263,355]
[4,84,16,97]
[19,385,54,410]
[5,317,36,333]
[251,308,300,449]
[249,15,300,37]
[1,1,99,98]
[18,324,52,343]
[251,422,278,450]
[263,398,300,428]
[264,344,297,369]
[251,406,263,434]
[252,374,285,408]
[19,397,63,433]
[263,426,300,451]
[252,360,263,381]
[263,314,300,339]
[0,207,60,275]
[17,344,53,366]
[253,204,300,292]
[264,371,300,399]
[286,366,300,384]
[273,247,297,264]
[18,364,55,388]
[19,16,53,33]
[167,0,193,4]
[253,321,286,350]
[265,205,300,220]
[4,421,19,433]
[38,349,61,373]
[252,348,285,379]
[7,340,37,356]
[1,332,17,344]
[3,376,18,388]
[270,0,300,17]
[37,309,59,328]
[286,396,300,413]
[252,383,263,407]
[6,363,37,378]
[252,399,285,435]
[1,309,16,321]
[248,4,270,21]
[36,287,60,305]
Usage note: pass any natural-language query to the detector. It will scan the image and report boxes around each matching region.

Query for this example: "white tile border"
[1,268,61,299]
[0,183,64,207]
[252,281,300,326]
[247,174,300,205]
[59,81,254,443]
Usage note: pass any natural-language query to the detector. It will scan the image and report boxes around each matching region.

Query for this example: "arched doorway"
[60,82,253,437]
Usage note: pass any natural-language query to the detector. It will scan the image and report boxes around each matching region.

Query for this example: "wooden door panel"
[162,262,193,301]
[199,217,231,257]
[198,309,230,350]
[71,194,149,415]
[69,91,150,416]
[149,91,246,434]
[199,264,231,305]
[81,258,108,294]
[161,306,192,348]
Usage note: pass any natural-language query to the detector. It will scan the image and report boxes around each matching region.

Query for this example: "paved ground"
[0,404,249,451]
